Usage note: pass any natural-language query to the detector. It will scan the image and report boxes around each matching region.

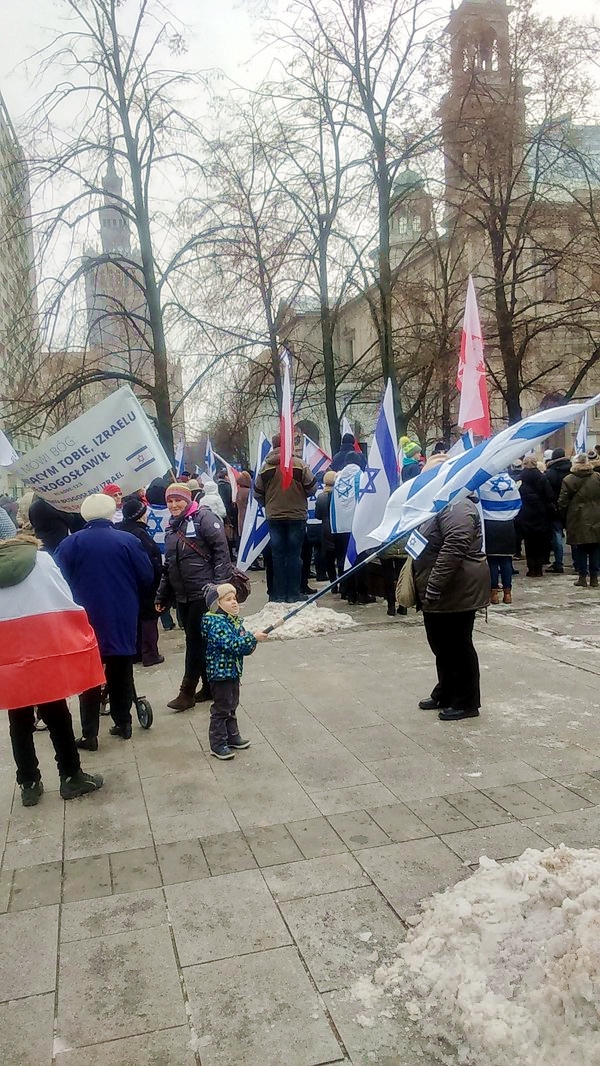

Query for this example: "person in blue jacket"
[202,583,268,760]
[55,492,154,748]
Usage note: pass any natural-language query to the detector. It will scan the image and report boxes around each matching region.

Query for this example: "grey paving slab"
[367,802,434,842]
[444,790,515,828]
[244,823,304,866]
[298,692,386,732]
[165,868,291,966]
[355,838,466,920]
[336,725,427,765]
[10,861,62,911]
[369,753,475,802]
[407,796,476,835]
[0,905,58,1002]
[523,805,600,848]
[263,852,370,902]
[214,749,320,829]
[558,773,600,805]
[56,925,186,1047]
[63,768,152,860]
[185,946,344,1066]
[285,816,348,858]
[0,869,12,913]
[441,822,551,864]
[481,783,554,819]
[61,887,168,942]
[3,795,64,869]
[443,759,546,788]
[109,847,162,893]
[515,743,600,776]
[0,992,55,1066]
[240,678,289,703]
[327,809,391,850]
[142,768,238,844]
[310,782,399,815]
[201,831,257,875]
[156,838,210,884]
[518,777,593,813]
[324,987,446,1066]
[280,885,405,993]
[63,854,112,903]
[55,1026,197,1066]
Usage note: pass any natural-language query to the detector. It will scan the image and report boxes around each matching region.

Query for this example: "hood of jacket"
[545,457,571,474]
[0,534,38,588]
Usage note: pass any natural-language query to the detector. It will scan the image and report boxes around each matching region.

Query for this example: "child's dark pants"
[209,679,242,749]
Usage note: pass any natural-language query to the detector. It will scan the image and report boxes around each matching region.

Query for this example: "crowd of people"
[1,432,599,802]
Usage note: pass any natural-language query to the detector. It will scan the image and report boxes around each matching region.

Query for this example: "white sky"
[1,0,598,128]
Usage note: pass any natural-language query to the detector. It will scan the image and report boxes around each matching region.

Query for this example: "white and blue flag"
[237,433,271,572]
[346,379,398,566]
[574,410,588,455]
[303,435,331,477]
[174,436,184,478]
[368,393,600,547]
[205,436,217,480]
[479,473,521,523]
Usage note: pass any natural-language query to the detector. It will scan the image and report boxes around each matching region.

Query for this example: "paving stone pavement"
[1,571,600,1065]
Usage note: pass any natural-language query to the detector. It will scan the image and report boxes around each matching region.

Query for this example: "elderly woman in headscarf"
[155,482,232,711]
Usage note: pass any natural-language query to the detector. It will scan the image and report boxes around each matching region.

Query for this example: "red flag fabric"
[280,353,294,490]
[457,276,491,438]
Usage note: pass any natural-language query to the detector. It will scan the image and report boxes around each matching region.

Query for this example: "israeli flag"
[174,436,184,478]
[205,436,217,479]
[368,393,600,547]
[237,433,271,572]
[346,379,398,566]
[575,410,588,455]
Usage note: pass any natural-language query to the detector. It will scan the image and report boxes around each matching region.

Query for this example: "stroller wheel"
[136,697,153,729]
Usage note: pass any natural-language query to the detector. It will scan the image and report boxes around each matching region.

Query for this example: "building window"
[543,267,558,302]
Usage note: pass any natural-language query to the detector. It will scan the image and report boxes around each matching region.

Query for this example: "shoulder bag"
[175,530,251,604]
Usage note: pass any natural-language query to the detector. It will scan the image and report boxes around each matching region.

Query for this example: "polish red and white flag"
[457,276,491,438]
[341,415,362,453]
[0,550,105,709]
[280,350,294,490]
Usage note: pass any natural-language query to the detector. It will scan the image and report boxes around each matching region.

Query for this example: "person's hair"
[272,432,281,448]
[522,456,538,468]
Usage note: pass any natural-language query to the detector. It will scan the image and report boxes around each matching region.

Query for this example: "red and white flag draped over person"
[280,350,294,490]
[457,276,491,439]
[0,548,105,709]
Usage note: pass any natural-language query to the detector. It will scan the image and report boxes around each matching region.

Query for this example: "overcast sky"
[2,0,598,129]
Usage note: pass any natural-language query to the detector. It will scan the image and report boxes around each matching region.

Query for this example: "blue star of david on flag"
[346,380,398,567]
[358,464,381,501]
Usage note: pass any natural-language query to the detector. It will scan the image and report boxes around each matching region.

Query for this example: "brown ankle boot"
[490,588,500,605]
[167,679,196,711]
[503,589,512,604]
[574,575,588,588]
[590,575,599,588]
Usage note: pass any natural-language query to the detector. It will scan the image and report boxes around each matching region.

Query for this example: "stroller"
[99,681,153,729]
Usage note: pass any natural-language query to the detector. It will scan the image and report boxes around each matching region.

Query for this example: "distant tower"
[389,170,433,268]
[84,152,149,374]
[440,0,528,215]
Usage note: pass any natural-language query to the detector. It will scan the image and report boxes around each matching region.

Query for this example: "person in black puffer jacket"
[516,458,555,577]
[155,482,232,710]
[543,449,571,573]
[121,496,165,666]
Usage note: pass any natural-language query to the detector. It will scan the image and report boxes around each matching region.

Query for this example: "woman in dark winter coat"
[121,496,164,666]
[414,480,490,721]
[155,482,232,711]
[558,454,600,588]
[480,472,521,604]
[515,457,555,577]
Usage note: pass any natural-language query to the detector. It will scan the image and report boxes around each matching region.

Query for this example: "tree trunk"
[319,237,340,452]
[491,234,521,423]
[375,152,401,434]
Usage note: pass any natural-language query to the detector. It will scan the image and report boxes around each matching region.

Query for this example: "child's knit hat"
[206,582,237,611]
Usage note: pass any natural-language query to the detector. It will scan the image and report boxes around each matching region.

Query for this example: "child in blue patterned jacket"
[202,583,268,759]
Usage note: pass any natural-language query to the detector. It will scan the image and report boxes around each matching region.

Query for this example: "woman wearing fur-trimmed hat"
[155,482,233,711]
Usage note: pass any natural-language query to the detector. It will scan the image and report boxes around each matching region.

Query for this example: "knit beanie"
[186,479,201,492]
[543,449,553,461]
[340,433,354,447]
[206,582,237,612]
[165,483,192,504]
[81,494,116,522]
[122,497,147,522]
[551,448,565,460]
[403,441,421,459]
[103,483,122,498]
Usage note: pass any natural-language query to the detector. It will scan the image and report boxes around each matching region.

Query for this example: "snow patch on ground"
[350,846,600,1066]
[244,600,356,639]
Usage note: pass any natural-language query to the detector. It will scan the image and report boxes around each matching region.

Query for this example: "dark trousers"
[319,545,337,585]
[79,655,134,739]
[268,519,306,602]
[209,678,242,749]
[8,700,80,785]
[381,556,406,611]
[573,543,600,577]
[140,617,161,665]
[178,599,208,690]
[333,533,368,602]
[488,556,513,589]
[523,533,550,576]
[550,521,564,569]
[423,610,481,712]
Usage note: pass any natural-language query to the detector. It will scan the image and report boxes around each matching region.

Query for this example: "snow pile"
[243,600,356,640]
[356,846,600,1066]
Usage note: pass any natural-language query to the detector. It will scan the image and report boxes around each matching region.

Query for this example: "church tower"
[99,155,131,256]
[440,0,528,215]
